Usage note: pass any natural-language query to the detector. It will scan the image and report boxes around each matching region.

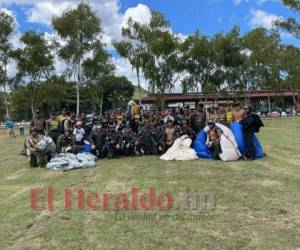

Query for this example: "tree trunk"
[2,85,9,118]
[136,68,142,106]
[31,99,35,117]
[74,64,80,117]
[99,89,104,118]
[2,64,10,118]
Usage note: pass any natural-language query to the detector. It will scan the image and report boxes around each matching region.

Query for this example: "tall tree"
[103,76,135,109]
[0,10,15,118]
[180,31,214,93]
[210,26,245,93]
[243,28,282,91]
[113,17,148,106]
[82,43,115,116]
[12,76,68,116]
[52,3,103,116]
[12,30,54,115]
[276,0,300,39]
[134,11,181,107]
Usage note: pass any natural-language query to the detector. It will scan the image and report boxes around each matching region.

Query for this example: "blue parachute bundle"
[192,130,212,159]
[79,141,93,153]
[230,122,264,158]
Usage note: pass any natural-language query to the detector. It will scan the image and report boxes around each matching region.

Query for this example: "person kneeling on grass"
[56,128,76,154]
[206,121,222,160]
[122,124,141,156]
[25,128,43,167]
[105,125,122,159]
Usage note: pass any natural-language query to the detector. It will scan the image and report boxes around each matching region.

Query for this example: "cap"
[244,105,253,110]
[30,127,39,132]
[207,120,215,126]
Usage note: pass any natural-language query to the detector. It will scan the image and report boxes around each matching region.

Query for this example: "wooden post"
[268,95,271,113]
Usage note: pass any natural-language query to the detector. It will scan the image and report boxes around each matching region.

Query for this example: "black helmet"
[30,127,39,133]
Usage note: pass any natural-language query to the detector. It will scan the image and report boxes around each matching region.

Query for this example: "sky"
[1,0,299,88]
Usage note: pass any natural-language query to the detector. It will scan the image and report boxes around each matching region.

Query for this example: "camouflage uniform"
[179,125,196,140]
[122,129,139,156]
[105,126,122,158]
[138,124,158,155]
[190,111,206,134]
[91,127,107,158]
[56,133,76,153]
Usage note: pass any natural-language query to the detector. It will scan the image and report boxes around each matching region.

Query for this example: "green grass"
[0,118,300,250]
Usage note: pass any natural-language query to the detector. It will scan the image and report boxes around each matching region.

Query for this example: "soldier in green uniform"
[105,125,122,159]
[191,104,206,134]
[123,125,139,156]
[179,119,196,140]
[91,124,107,158]
[30,110,46,135]
[138,121,158,155]
[56,128,76,153]
[25,128,43,167]
[153,121,164,155]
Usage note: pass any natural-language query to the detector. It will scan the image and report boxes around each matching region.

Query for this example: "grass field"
[0,118,300,250]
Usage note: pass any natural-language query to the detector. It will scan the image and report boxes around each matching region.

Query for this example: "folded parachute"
[192,130,212,159]
[46,153,97,171]
[192,123,241,161]
[160,135,198,161]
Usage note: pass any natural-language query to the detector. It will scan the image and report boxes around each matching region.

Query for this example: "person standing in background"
[30,110,46,135]
[226,104,234,126]
[232,103,245,122]
[6,117,16,138]
[46,113,61,144]
[217,104,227,126]
[18,120,25,136]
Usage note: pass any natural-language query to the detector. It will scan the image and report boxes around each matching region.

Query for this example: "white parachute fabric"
[35,136,56,158]
[46,153,97,171]
[160,135,198,161]
[215,123,241,161]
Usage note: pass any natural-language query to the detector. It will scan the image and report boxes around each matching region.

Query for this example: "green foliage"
[277,0,300,39]
[52,3,103,115]
[2,1,300,119]
[113,17,150,105]
[13,31,54,82]
[11,30,54,115]
[0,10,16,117]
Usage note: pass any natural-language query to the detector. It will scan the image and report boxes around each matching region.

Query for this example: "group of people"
[22,103,262,167]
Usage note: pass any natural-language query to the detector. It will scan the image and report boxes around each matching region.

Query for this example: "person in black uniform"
[240,105,264,160]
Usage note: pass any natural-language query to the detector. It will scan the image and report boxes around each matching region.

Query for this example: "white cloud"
[122,3,151,28]
[249,9,282,30]
[27,1,75,25]
[257,0,280,5]
[0,7,13,16]
[233,0,242,5]
[0,1,154,86]
[113,57,147,89]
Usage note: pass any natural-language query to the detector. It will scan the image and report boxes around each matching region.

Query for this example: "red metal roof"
[136,91,298,103]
